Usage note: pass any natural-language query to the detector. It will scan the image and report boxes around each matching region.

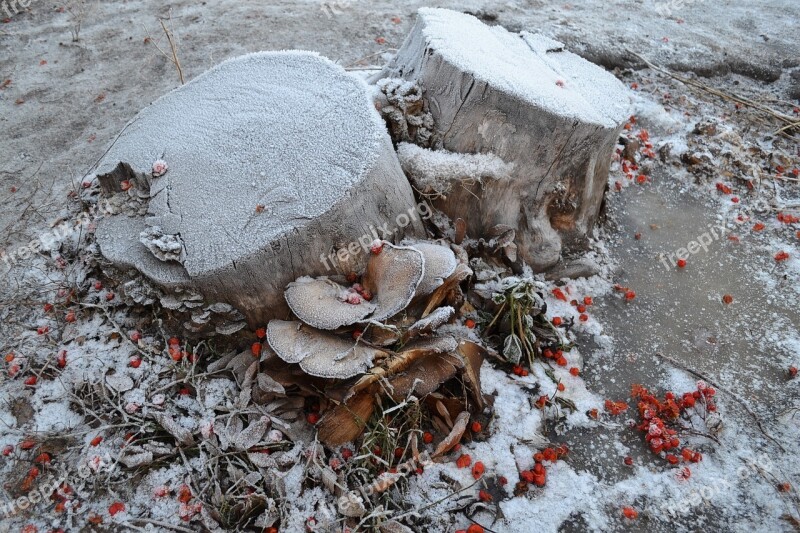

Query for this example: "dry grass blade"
[318,390,376,446]
[627,50,798,138]
[432,411,469,458]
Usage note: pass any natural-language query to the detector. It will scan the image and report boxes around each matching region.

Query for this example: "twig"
[626,50,798,138]
[655,352,785,452]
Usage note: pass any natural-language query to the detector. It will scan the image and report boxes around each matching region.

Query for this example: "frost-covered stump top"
[94,52,422,327]
[383,9,630,271]
[413,9,628,129]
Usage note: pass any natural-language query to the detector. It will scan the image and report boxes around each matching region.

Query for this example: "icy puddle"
[586,179,798,411]
[549,178,799,530]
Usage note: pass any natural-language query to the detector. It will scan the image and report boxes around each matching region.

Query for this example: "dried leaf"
[151,412,194,447]
[386,352,462,402]
[257,372,286,395]
[432,411,469,458]
[422,263,472,317]
[234,416,270,451]
[349,336,457,397]
[318,391,376,446]
[456,340,487,410]
[338,492,367,518]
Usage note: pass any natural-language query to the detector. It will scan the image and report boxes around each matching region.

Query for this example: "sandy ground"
[1,1,799,532]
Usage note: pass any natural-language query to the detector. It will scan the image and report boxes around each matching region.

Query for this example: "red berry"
[753,222,765,231]
[109,502,125,516]
[622,506,638,519]
[65,311,76,323]
[466,525,484,533]
[57,350,67,368]
[341,448,353,460]
[34,452,51,464]
[24,375,37,386]
[677,258,687,268]
[105,292,115,301]
[579,313,589,322]
[551,288,567,302]
[2,445,13,456]
[624,456,633,466]
[556,356,568,366]
[478,489,492,501]
[569,367,580,376]
[722,294,733,304]
[471,421,482,433]
[456,454,471,469]
[90,436,103,446]
[790,366,798,378]
[306,412,320,425]
[666,454,679,465]
[624,290,636,300]
[775,251,790,262]
[465,318,476,329]
[552,316,562,326]
[423,432,434,444]
[130,331,142,342]
[557,383,565,392]
[370,240,384,254]
[472,461,485,479]
[94,281,103,290]
[250,342,262,357]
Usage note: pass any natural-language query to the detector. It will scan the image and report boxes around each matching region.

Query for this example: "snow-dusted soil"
[1,1,799,532]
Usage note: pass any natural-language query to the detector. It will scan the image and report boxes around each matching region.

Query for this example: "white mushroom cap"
[285,277,376,330]
[363,241,424,321]
[266,320,383,379]
[410,242,458,297]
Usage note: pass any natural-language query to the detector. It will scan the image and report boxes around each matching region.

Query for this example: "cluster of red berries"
[517,445,568,491]
[341,282,373,306]
[631,383,711,465]
[613,284,637,301]
[542,347,568,366]
[777,212,799,224]
[167,337,194,363]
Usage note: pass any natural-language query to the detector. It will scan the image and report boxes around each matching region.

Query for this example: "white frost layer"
[396,142,512,192]
[415,8,629,128]
[93,51,386,277]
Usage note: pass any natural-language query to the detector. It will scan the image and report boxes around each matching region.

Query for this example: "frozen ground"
[1,1,799,532]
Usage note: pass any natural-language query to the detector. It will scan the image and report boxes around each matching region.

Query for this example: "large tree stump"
[93,52,424,327]
[378,8,629,271]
